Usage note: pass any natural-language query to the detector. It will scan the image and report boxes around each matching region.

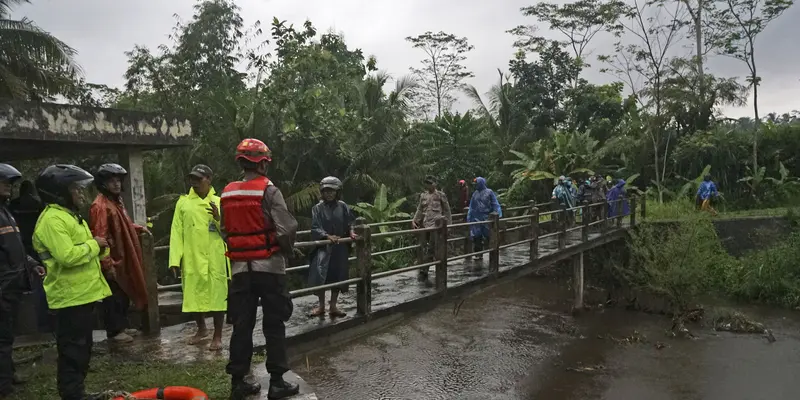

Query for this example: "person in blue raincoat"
[552,176,575,226]
[467,177,502,260]
[607,179,630,218]
[696,175,719,216]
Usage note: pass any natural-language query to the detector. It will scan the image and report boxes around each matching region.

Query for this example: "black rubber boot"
[268,379,299,400]
[230,377,262,400]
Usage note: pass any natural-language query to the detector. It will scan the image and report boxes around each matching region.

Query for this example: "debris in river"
[597,330,647,345]
[566,363,605,373]
[711,309,769,334]
[654,341,667,350]
[764,329,776,343]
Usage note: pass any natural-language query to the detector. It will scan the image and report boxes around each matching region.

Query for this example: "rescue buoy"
[113,386,209,400]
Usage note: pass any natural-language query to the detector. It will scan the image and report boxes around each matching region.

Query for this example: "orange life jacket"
[220,176,281,261]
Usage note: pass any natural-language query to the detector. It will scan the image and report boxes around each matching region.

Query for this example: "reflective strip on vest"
[220,189,265,198]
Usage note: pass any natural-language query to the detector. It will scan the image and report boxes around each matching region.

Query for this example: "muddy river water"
[295,275,800,400]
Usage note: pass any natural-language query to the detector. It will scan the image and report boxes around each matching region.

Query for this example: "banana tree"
[351,184,411,234]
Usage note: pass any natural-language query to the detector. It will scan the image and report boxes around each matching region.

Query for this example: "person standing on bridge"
[33,164,111,400]
[220,138,299,400]
[0,164,46,397]
[457,179,469,212]
[168,164,228,351]
[308,176,356,319]
[467,177,502,260]
[412,175,452,282]
[552,176,575,226]
[606,179,630,219]
[89,163,149,344]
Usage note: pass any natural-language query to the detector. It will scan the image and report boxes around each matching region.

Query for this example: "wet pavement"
[148,228,604,354]
[297,275,800,400]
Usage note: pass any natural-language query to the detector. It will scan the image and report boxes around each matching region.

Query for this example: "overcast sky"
[14,0,800,118]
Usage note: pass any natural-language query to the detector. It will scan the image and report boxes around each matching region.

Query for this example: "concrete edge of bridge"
[280,229,630,367]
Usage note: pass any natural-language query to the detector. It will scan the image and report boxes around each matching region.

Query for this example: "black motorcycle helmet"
[36,164,94,207]
[0,163,22,183]
[94,163,127,194]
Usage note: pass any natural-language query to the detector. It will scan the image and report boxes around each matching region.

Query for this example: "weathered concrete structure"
[0,100,192,335]
[0,100,192,225]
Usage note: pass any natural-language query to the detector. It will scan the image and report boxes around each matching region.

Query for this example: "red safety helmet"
[235,138,272,163]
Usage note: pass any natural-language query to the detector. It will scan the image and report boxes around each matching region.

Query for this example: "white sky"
[14,0,800,118]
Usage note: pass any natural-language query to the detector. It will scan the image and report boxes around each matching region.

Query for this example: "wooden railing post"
[435,217,448,291]
[558,206,567,250]
[601,200,609,234]
[529,206,539,262]
[630,196,637,227]
[415,229,425,266]
[489,212,500,275]
[355,218,372,317]
[462,224,472,256]
[139,232,160,335]
[640,195,647,221]
[499,218,506,246]
[616,199,623,228]
[581,204,590,242]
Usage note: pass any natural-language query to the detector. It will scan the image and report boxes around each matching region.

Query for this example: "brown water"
[296,275,800,400]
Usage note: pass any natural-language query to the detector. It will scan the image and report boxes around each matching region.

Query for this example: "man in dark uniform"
[221,139,299,400]
[0,163,45,398]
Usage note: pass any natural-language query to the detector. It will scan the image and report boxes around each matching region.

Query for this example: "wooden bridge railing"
[137,197,645,333]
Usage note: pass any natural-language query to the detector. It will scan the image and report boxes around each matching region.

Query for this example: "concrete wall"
[712,216,793,257]
[0,101,193,161]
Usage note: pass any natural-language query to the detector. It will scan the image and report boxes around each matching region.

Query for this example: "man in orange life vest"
[220,138,300,400]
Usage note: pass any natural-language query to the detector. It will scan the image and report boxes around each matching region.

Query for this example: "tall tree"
[599,0,687,201]
[0,0,81,99]
[509,0,629,87]
[406,31,475,118]
[710,0,794,173]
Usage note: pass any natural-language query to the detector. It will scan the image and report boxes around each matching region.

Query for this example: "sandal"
[308,307,325,318]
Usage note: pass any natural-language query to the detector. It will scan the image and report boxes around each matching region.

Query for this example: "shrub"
[624,219,730,315]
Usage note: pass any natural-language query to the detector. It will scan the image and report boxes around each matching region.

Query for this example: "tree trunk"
[750,42,760,173]
[695,3,704,100]
[752,79,759,173]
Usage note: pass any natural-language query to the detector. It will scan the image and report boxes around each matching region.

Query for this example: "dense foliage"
[4,0,799,237]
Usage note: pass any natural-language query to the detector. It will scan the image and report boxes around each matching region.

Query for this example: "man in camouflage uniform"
[412,175,452,281]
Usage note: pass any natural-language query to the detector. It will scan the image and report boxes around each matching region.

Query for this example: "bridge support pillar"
[572,251,584,313]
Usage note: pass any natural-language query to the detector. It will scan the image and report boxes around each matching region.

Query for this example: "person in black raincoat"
[8,180,52,334]
[0,164,45,397]
[308,176,355,318]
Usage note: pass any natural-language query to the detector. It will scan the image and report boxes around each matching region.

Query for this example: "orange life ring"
[113,386,209,400]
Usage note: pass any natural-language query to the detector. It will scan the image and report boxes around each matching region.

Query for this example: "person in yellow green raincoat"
[33,164,112,400]
[168,164,229,351]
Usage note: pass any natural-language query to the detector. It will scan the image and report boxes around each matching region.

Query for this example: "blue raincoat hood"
[475,177,487,191]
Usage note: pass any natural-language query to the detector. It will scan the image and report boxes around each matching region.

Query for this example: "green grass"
[644,199,793,221]
[10,345,264,399]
